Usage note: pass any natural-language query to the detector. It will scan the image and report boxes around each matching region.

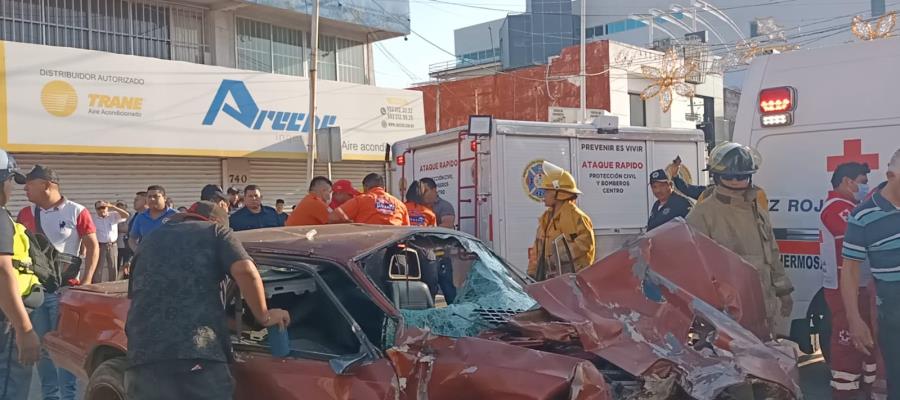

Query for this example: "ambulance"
[390,118,708,275]
[732,37,900,351]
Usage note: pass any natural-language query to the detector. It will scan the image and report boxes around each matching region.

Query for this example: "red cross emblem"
[827,139,880,172]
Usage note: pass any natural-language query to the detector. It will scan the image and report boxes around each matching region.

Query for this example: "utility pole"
[579,0,587,122]
[306,0,320,181]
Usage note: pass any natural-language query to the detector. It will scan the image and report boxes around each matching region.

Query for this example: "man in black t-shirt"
[0,150,40,400]
[125,201,289,400]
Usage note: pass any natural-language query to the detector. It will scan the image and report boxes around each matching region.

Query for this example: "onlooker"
[329,179,360,211]
[201,184,230,212]
[16,164,98,400]
[126,201,289,400]
[843,149,900,400]
[177,206,188,213]
[227,186,243,211]
[128,185,178,249]
[115,201,129,272]
[93,200,130,283]
[405,181,436,227]
[420,177,457,302]
[646,169,693,231]
[0,150,42,400]
[229,185,283,231]
[329,173,409,226]
[286,177,332,226]
[274,199,289,225]
[121,191,148,275]
[420,178,456,229]
[165,198,175,210]
[820,162,875,399]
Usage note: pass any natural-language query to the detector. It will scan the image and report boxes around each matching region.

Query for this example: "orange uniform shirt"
[405,202,436,227]
[337,188,410,226]
[285,193,329,226]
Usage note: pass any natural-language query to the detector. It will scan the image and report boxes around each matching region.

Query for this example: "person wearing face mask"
[819,162,876,399]
[686,142,793,336]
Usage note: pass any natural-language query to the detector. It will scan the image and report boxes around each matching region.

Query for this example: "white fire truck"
[390,118,708,273]
[732,37,900,351]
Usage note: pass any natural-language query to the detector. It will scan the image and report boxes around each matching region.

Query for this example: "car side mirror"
[329,348,373,376]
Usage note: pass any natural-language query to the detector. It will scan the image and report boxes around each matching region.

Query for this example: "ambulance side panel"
[494,132,705,274]
[494,134,574,272]
[733,38,900,332]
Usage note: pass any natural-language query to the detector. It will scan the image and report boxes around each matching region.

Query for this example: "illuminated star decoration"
[640,49,696,113]
[852,11,897,41]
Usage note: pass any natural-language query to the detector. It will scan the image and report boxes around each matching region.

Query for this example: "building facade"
[0,0,424,212]
[415,40,724,142]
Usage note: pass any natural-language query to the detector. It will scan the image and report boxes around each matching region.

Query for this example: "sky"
[373,0,526,89]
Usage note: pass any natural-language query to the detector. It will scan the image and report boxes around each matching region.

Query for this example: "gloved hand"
[779,294,793,317]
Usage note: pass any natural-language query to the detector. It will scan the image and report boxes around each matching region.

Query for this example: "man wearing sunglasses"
[686,142,794,335]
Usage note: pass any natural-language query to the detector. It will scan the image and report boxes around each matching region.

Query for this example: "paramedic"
[330,174,409,226]
[821,161,875,399]
[528,161,596,281]
[686,142,793,333]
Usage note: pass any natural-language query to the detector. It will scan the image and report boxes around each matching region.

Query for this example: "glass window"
[0,0,206,62]
[44,0,89,49]
[272,25,303,76]
[629,93,646,127]
[0,0,45,44]
[91,0,130,55]
[317,34,337,81]
[586,27,594,38]
[171,6,205,64]
[131,2,169,59]
[336,37,365,84]
[236,18,272,73]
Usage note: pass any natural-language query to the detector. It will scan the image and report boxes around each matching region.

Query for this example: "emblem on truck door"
[523,160,546,202]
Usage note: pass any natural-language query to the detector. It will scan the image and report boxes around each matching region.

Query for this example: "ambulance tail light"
[759,87,795,113]
[470,139,478,152]
[395,155,406,166]
[758,86,796,127]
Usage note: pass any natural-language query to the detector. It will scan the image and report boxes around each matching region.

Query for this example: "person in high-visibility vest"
[527,161,595,281]
[0,148,42,398]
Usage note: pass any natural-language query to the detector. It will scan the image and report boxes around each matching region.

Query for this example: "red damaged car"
[45,221,801,399]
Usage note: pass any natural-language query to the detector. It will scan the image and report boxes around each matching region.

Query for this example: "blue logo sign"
[202,80,336,132]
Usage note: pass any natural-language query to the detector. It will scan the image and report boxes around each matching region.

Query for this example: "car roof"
[235,224,458,264]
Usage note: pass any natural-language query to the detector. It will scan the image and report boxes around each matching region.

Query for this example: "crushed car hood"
[520,221,801,399]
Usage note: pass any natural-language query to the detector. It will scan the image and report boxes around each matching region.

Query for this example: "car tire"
[85,357,128,400]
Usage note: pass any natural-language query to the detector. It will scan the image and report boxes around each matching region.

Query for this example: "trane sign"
[202,80,336,132]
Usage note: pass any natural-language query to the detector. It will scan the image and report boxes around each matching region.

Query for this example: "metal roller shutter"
[247,159,385,207]
[9,154,221,214]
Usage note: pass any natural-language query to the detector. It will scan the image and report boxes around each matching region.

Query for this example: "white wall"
[607,42,723,130]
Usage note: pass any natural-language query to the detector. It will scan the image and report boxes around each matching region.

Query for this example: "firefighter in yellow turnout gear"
[686,142,793,332]
[528,161,596,281]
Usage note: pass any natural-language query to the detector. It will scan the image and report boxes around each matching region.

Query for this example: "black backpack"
[20,229,81,293]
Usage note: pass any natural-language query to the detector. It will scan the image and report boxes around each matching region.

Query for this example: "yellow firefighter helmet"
[540,161,581,194]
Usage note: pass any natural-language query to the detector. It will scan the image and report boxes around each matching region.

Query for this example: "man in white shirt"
[94,200,129,283]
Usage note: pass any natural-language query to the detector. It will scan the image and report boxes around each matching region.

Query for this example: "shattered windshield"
[397,237,538,337]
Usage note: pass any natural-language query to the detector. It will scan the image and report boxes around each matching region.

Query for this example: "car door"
[229,264,401,399]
